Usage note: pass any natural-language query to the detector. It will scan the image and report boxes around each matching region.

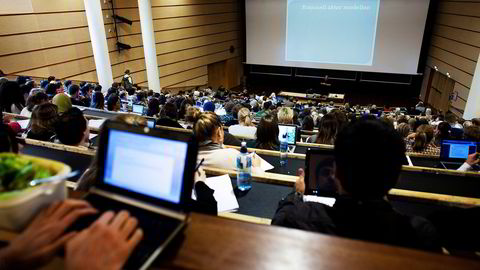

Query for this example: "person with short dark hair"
[156,102,183,128]
[68,85,86,106]
[272,120,440,251]
[301,115,315,131]
[147,98,160,117]
[55,107,89,146]
[122,69,133,89]
[256,101,272,118]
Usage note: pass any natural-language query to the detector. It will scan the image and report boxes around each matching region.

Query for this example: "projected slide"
[286,0,380,65]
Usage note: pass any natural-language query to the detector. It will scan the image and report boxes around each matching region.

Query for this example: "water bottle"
[280,135,288,167]
[236,142,252,191]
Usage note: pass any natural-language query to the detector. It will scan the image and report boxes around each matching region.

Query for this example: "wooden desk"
[155,213,480,270]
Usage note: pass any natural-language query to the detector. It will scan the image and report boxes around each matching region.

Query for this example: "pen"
[195,158,205,175]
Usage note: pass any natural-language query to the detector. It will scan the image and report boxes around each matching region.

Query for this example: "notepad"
[192,175,239,213]
[89,134,98,140]
[253,156,274,173]
[88,119,106,129]
[303,195,336,207]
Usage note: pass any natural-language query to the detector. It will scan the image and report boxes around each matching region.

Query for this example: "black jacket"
[272,193,440,251]
[156,118,184,129]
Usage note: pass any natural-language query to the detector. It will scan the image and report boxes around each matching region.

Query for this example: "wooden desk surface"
[156,213,479,270]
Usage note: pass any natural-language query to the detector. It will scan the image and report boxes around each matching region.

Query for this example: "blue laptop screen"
[103,130,188,204]
[278,125,297,145]
[441,140,477,160]
[133,104,144,114]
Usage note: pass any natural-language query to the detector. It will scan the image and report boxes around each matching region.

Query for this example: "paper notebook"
[192,174,239,213]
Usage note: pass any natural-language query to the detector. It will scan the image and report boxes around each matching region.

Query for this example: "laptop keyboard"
[67,193,183,270]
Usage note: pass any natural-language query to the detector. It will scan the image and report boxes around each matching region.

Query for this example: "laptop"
[147,118,156,129]
[278,124,298,152]
[68,120,197,270]
[439,139,478,170]
[133,104,145,115]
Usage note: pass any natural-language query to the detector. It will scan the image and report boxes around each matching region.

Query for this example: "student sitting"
[0,81,24,114]
[228,108,257,139]
[251,112,279,151]
[25,103,58,142]
[55,107,89,147]
[272,120,440,251]
[68,85,86,107]
[301,115,315,131]
[156,102,183,129]
[277,107,294,125]
[52,93,72,114]
[147,98,160,117]
[307,113,339,145]
[20,92,48,117]
[406,124,440,156]
[194,111,260,170]
[90,91,105,110]
[107,94,121,112]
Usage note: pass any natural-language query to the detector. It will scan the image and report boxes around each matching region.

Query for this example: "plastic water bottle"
[280,135,288,167]
[236,142,252,191]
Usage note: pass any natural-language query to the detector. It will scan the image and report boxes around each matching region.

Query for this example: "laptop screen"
[306,150,337,197]
[147,119,155,128]
[103,129,188,204]
[440,140,478,160]
[278,125,297,145]
[133,104,144,115]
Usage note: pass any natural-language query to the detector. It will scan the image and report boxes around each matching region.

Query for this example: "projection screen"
[246,0,431,75]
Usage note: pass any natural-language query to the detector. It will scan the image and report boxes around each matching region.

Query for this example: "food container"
[0,153,71,232]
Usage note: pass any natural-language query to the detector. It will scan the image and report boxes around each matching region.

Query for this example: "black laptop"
[69,120,197,270]
[438,139,478,170]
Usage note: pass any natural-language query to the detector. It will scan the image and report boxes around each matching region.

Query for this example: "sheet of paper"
[192,175,239,213]
[89,134,98,140]
[252,156,274,173]
[303,195,336,207]
[88,119,106,129]
[15,119,30,130]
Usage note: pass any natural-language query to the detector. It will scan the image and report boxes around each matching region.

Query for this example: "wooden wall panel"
[152,0,243,89]
[0,0,97,82]
[425,0,480,117]
[102,4,147,88]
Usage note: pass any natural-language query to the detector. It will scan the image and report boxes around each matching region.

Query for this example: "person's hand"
[0,200,98,270]
[295,168,306,194]
[65,211,143,270]
[406,132,416,140]
[195,167,206,183]
[466,153,480,166]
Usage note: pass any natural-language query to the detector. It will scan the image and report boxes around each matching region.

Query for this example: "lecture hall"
[1,0,480,269]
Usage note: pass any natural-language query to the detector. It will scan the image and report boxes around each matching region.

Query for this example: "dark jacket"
[25,129,55,142]
[156,118,184,129]
[272,193,440,251]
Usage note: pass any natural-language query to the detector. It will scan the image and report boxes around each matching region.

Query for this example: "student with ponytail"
[228,107,257,139]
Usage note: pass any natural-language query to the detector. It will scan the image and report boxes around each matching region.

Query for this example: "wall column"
[464,53,480,120]
[84,0,113,91]
[138,0,161,92]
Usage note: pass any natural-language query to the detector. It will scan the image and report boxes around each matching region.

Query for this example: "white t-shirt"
[228,125,257,139]
[20,107,32,118]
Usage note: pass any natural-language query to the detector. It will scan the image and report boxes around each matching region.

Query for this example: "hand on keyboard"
[65,211,143,270]
[0,200,97,270]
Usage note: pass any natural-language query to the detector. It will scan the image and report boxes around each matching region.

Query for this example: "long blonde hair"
[238,108,254,126]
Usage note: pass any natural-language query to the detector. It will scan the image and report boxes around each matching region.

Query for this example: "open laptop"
[439,139,478,170]
[147,118,156,129]
[68,120,197,270]
[133,104,145,115]
[278,124,298,153]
